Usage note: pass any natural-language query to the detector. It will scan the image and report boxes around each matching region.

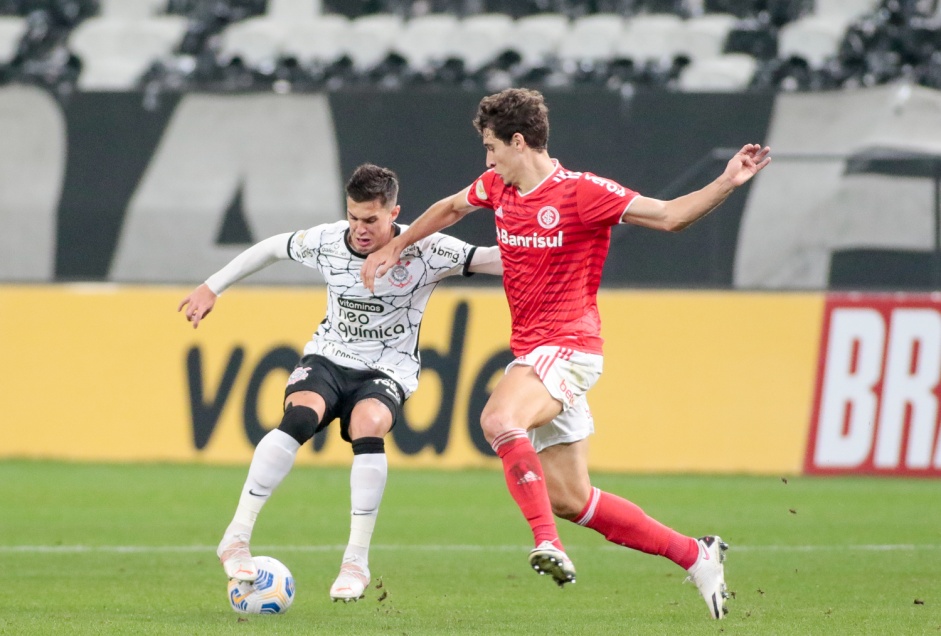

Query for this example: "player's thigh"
[283,355,342,421]
[347,397,395,440]
[282,390,327,421]
[480,364,563,439]
[540,439,593,520]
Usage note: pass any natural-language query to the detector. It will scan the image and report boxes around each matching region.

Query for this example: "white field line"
[0,543,938,554]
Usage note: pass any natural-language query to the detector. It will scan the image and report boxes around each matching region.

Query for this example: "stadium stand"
[67,8,187,90]
[510,11,569,73]
[677,12,740,59]
[677,51,759,89]
[392,12,459,75]
[216,14,284,72]
[280,13,349,76]
[555,12,624,85]
[0,14,27,65]
[0,0,937,94]
[345,12,402,73]
[613,12,685,83]
[449,12,514,75]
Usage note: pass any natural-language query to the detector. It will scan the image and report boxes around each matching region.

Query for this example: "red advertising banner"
[806,293,941,476]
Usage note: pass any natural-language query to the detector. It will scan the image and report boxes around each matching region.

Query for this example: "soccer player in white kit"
[178,164,501,602]
[362,89,771,619]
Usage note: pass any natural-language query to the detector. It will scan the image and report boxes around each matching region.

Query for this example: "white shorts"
[506,346,604,453]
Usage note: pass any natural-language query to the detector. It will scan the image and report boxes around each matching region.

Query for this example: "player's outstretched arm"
[176,232,294,329]
[362,187,476,292]
[621,144,771,232]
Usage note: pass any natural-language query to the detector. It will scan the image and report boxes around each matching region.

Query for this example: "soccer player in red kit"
[362,88,771,620]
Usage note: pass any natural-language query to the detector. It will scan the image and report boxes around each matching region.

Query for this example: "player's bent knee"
[349,400,394,438]
[349,415,390,439]
[277,405,320,445]
[551,501,582,521]
[547,485,592,521]
[479,409,514,442]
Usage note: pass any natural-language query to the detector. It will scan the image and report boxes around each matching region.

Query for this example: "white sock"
[224,429,300,539]
[343,452,387,565]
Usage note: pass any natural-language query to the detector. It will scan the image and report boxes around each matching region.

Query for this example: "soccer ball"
[227,556,295,614]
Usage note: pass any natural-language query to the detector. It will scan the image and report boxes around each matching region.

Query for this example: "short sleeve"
[465,171,498,210]
[287,227,320,265]
[576,172,640,227]
[421,233,477,282]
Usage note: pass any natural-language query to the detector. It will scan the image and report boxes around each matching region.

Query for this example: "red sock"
[491,429,561,549]
[575,487,699,569]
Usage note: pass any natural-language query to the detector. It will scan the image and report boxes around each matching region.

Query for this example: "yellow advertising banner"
[0,285,822,474]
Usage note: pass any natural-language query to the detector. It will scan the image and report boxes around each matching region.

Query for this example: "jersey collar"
[517,159,561,197]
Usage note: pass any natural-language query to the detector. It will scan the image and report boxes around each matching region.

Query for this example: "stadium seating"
[778,0,880,68]
[0,15,26,65]
[98,0,166,19]
[217,15,286,71]
[677,52,759,89]
[345,12,403,73]
[676,13,740,60]
[0,0,936,93]
[280,13,350,73]
[68,14,188,90]
[556,12,624,81]
[391,13,460,74]
[613,12,684,81]
[510,12,569,71]
[558,12,624,64]
[449,12,515,74]
[266,0,324,19]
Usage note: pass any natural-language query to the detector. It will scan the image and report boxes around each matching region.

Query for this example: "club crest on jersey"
[287,366,311,385]
[537,206,560,229]
[388,261,413,288]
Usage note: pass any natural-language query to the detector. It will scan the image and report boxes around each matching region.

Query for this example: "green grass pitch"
[0,459,938,635]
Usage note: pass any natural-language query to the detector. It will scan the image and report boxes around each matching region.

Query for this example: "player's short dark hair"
[346,163,399,207]
[473,88,549,151]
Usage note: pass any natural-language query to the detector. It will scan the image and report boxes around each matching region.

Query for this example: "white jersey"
[287,221,478,397]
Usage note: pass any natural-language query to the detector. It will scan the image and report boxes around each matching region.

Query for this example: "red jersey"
[466,161,639,356]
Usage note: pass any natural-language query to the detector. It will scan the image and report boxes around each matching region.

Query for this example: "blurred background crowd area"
[0,0,938,99]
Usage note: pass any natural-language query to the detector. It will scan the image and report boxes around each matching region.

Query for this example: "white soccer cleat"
[528,541,576,587]
[685,535,730,619]
[216,533,257,582]
[329,559,370,602]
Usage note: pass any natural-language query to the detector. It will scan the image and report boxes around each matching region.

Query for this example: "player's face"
[482,128,519,187]
[346,197,399,254]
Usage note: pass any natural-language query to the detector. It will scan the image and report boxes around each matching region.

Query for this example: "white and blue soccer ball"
[227,556,295,615]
